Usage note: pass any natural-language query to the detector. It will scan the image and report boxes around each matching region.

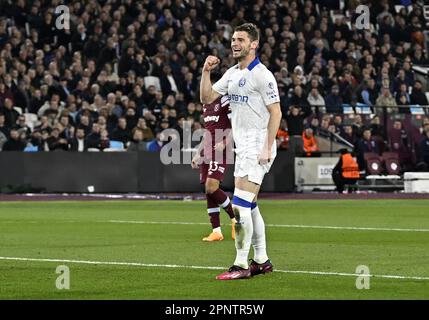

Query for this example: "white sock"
[251,204,269,264]
[213,227,221,233]
[232,188,255,269]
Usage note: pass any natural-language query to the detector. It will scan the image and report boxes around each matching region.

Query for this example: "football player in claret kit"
[200,23,282,280]
[191,95,237,242]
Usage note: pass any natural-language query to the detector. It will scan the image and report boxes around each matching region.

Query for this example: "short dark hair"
[234,23,260,42]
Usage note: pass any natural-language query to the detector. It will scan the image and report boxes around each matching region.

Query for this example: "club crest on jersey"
[268,82,274,89]
[214,104,220,112]
[238,77,246,87]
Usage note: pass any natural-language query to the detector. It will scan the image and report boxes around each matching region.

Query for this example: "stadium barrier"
[0,151,295,193]
[295,157,338,192]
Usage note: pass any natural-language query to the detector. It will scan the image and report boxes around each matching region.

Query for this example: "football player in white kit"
[200,23,282,280]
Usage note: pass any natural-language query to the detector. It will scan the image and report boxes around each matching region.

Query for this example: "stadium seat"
[382,152,401,175]
[143,76,161,91]
[24,113,39,131]
[103,148,125,152]
[409,105,425,115]
[342,104,353,114]
[13,107,23,115]
[108,140,124,150]
[355,103,372,115]
[364,152,383,175]
[394,5,405,13]
[24,145,38,152]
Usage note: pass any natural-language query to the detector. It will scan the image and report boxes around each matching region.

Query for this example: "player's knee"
[205,180,219,194]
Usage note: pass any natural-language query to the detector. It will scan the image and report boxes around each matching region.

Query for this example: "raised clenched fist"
[203,55,220,72]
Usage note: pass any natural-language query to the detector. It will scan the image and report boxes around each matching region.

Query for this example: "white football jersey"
[212,57,280,156]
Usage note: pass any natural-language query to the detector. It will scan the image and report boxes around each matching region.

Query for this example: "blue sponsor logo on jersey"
[266,90,277,98]
[238,77,246,87]
[228,94,249,103]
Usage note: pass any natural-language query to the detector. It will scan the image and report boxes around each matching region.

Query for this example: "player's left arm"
[259,102,282,164]
[255,70,282,164]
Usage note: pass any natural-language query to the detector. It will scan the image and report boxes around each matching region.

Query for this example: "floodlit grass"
[0,200,428,299]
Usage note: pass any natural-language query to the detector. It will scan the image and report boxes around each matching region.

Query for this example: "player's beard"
[234,45,251,61]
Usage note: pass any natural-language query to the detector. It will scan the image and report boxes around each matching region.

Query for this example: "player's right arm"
[200,56,222,104]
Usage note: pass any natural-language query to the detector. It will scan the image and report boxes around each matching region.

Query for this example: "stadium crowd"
[0,0,429,170]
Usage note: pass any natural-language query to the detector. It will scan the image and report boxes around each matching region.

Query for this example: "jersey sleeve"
[220,95,232,120]
[212,68,231,95]
[255,69,280,107]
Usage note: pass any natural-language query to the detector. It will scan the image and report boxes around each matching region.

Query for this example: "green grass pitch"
[0,199,428,299]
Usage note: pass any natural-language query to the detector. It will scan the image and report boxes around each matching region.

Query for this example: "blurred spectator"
[99,129,110,151]
[333,115,344,135]
[393,69,413,94]
[47,127,68,151]
[376,87,397,114]
[355,128,380,169]
[128,128,148,152]
[276,119,289,151]
[136,118,155,142]
[410,81,429,106]
[419,130,429,169]
[351,115,364,139]
[15,114,32,139]
[370,115,386,153]
[111,117,132,145]
[2,129,25,151]
[0,98,19,128]
[285,106,312,154]
[307,88,325,110]
[69,128,88,152]
[310,117,320,135]
[389,120,413,168]
[338,70,358,104]
[86,123,102,149]
[0,0,427,162]
[302,127,320,157]
[147,131,164,152]
[358,79,378,107]
[0,113,10,138]
[0,130,6,150]
[340,124,357,146]
[288,86,309,111]
[325,85,343,114]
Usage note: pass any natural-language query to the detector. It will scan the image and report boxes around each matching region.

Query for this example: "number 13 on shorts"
[209,161,225,175]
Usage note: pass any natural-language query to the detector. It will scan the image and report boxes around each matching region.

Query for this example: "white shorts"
[234,154,275,185]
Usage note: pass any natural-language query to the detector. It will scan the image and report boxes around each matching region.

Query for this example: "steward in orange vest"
[302,127,320,157]
[341,153,360,179]
[332,149,360,193]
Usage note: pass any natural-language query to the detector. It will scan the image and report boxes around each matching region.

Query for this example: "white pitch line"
[108,220,429,233]
[1,256,429,281]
